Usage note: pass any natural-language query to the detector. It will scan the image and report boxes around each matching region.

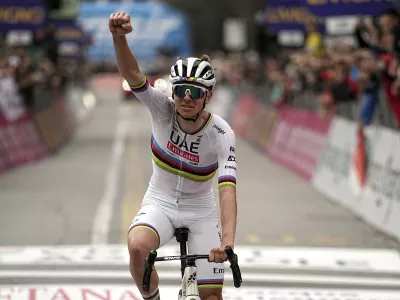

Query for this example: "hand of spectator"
[391,80,400,96]
[109,12,133,36]
[388,57,398,77]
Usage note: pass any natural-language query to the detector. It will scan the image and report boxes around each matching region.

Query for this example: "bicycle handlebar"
[224,246,242,288]
[142,246,242,291]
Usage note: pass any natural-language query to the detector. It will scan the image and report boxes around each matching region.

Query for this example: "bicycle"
[143,227,242,300]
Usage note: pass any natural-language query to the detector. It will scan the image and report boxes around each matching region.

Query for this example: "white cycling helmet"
[169,56,216,90]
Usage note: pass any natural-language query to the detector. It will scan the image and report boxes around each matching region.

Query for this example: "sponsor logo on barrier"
[360,127,400,240]
[367,156,399,202]
[318,142,351,180]
[312,117,359,210]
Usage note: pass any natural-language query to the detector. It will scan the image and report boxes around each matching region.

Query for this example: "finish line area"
[0,244,399,299]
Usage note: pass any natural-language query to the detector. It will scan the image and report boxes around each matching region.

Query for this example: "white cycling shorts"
[128,203,225,288]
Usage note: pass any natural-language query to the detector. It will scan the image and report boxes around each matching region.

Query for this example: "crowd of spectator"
[0,23,89,116]
[210,8,400,130]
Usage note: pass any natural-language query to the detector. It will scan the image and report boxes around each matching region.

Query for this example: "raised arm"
[109,12,143,86]
[109,12,173,121]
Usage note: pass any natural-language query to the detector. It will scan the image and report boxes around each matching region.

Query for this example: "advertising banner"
[229,94,259,138]
[267,107,331,180]
[360,127,400,240]
[0,0,48,32]
[312,117,358,211]
[51,19,87,58]
[264,0,395,32]
[385,132,400,241]
[0,113,47,170]
[244,104,278,151]
[78,2,191,62]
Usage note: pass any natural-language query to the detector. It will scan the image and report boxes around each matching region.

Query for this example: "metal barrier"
[231,80,398,130]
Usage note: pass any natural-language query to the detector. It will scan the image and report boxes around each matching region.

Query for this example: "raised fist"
[109,12,132,36]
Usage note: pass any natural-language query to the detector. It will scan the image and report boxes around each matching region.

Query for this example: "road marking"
[91,106,131,245]
[120,123,145,243]
[312,235,348,246]
[246,234,261,244]
[282,235,297,245]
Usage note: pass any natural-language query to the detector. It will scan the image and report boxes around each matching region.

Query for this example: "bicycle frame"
[143,228,242,300]
[143,252,210,299]
[180,257,201,300]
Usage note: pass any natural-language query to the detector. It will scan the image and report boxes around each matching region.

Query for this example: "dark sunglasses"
[173,84,207,99]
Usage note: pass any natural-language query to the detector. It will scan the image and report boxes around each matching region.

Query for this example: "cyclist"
[109,12,238,300]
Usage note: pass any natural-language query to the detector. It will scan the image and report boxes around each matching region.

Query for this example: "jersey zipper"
[176,155,183,204]
[176,133,187,205]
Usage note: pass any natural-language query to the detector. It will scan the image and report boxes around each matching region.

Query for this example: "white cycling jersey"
[130,77,237,207]
[128,77,237,287]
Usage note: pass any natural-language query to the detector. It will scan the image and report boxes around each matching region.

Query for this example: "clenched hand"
[109,12,133,36]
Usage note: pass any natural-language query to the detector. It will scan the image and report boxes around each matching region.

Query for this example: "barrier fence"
[227,83,400,243]
[0,76,94,175]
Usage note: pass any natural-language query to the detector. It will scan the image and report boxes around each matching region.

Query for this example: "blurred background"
[1,0,400,299]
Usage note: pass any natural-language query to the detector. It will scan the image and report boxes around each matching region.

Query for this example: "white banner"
[313,118,400,242]
[386,132,400,240]
[0,77,26,122]
[325,16,358,35]
[360,127,400,241]
[312,117,359,212]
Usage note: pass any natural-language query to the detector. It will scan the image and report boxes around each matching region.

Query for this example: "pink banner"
[267,107,332,180]
[230,94,258,137]
[0,112,47,174]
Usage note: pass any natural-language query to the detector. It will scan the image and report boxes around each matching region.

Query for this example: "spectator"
[304,22,323,58]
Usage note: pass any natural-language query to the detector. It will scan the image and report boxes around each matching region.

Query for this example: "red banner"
[229,94,258,137]
[244,104,278,151]
[0,112,47,173]
[268,107,332,180]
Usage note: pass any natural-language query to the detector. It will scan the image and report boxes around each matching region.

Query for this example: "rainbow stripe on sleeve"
[218,175,236,188]
[129,76,149,93]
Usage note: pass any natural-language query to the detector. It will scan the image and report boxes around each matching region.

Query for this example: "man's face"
[173,84,212,119]
[380,14,397,33]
